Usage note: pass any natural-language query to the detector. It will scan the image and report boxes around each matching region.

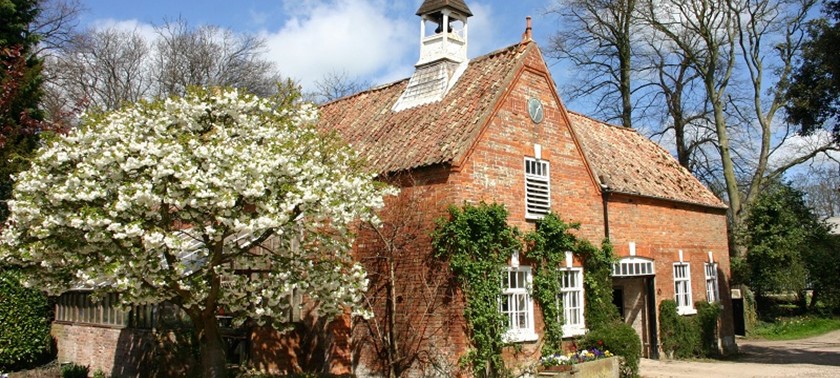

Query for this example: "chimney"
[522,16,533,43]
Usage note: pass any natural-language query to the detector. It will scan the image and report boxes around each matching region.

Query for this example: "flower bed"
[537,349,620,378]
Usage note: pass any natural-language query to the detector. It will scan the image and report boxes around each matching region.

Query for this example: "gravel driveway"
[640,330,840,377]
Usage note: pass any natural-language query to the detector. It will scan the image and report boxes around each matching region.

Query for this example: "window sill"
[503,331,539,343]
[677,307,697,316]
[563,327,587,338]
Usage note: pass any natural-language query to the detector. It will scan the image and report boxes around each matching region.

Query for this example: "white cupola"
[392,0,474,112]
[416,0,472,66]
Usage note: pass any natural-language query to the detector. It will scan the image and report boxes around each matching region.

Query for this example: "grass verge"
[751,316,840,340]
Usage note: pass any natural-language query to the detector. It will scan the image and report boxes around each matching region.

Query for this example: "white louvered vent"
[525,157,550,219]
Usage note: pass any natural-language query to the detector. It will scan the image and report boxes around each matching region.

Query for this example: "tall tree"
[45,27,152,112]
[741,179,830,313]
[786,0,840,138]
[638,0,835,239]
[1,0,43,222]
[0,87,394,378]
[546,0,638,128]
[153,19,282,98]
[793,164,840,218]
[43,19,285,116]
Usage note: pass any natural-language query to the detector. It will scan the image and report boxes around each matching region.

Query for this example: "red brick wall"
[352,166,470,377]
[352,46,612,376]
[607,194,736,351]
[351,45,735,375]
[51,323,159,377]
[452,49,604,241]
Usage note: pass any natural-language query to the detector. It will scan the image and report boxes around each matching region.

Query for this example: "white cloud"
[88,18,158,42]
[261,0,416,90]
[769,129,839,171]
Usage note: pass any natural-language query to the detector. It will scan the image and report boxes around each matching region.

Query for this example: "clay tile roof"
[318,43,526,174]
[416,0,473,17]
[568,111,726,209]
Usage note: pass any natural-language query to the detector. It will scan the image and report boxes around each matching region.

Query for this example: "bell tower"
[416,0,472,66]
[393,0,474,111]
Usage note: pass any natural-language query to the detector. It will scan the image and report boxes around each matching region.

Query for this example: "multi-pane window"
[525,157,550,218]
[559,268,585,337]
[705,263,720,303]
[500,266,537,342]
[673,263,696,315]
[54,291,165,328]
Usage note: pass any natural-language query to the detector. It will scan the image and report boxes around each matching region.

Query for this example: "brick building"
[49,0,735,376]
[317,0,737,375]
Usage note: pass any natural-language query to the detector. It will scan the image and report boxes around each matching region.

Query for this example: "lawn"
[751,316,840,340]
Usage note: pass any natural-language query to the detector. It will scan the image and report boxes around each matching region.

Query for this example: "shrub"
[696,301,722,356]
[659,300,721,359]
[0,269,52,371]
[580,321,641,378]
[61,363,90,378]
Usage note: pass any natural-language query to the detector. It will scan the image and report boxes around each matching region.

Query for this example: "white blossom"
[0,87,395,329]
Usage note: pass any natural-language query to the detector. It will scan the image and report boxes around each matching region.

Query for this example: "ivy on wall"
[527,213,618,354]
[432,202,521,378]
[433,204,622,375]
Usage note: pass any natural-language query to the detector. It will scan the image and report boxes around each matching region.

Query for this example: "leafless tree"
[31,0,84,55]
[308,70,372,104]
[794,163,840,218]
[43,19,285,118]
[355,176,457,378]
[44,27,152,112]
[637,0,838,237]
[153,19,283,98]
[546,0,640,128]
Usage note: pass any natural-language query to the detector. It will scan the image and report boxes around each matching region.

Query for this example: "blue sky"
[78,0,579,106]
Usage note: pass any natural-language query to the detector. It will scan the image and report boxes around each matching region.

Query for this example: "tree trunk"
[192,309,228,378]
[810,289,820,311]
[387,258,399,378]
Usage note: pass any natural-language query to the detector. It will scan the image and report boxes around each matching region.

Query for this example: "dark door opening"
[612,288,625,321]
[733,298,746,336]
[646,276,659,359]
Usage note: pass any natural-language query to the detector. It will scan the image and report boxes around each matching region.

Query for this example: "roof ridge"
[320,41,529,109]
[318,78,408,108]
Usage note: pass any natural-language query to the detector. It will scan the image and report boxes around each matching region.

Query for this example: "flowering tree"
[0,87,393,378]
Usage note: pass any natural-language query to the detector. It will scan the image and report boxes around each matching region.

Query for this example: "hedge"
[0,269,52,371]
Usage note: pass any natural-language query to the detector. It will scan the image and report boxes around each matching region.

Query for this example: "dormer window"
[525,157,550,219]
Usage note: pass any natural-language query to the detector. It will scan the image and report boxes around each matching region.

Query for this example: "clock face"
[527,97,544,124]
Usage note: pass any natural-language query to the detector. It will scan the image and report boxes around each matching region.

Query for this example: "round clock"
[527,97,544,124]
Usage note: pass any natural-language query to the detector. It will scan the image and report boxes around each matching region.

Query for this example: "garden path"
[640,329,840,377]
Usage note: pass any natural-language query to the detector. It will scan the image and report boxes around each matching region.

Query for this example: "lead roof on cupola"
[416,0,473,17]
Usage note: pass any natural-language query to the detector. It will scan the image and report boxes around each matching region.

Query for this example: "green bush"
[659,300,721,359]
[580,321,641,378]
[696,301,722,356]
[0,269,52,371]
[61,363,90,378]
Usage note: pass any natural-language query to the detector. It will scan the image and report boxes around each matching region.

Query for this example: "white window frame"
[673,263,696,315]
[524,157,550,219]
[705,262,720,303]
[558,268,586,337]
[500,266,538,342]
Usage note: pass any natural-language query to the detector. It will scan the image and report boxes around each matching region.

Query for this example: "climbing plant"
[432,202,521,378]
[581,240,620,329]
[525,213,618,354]
[525,213,578,354]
